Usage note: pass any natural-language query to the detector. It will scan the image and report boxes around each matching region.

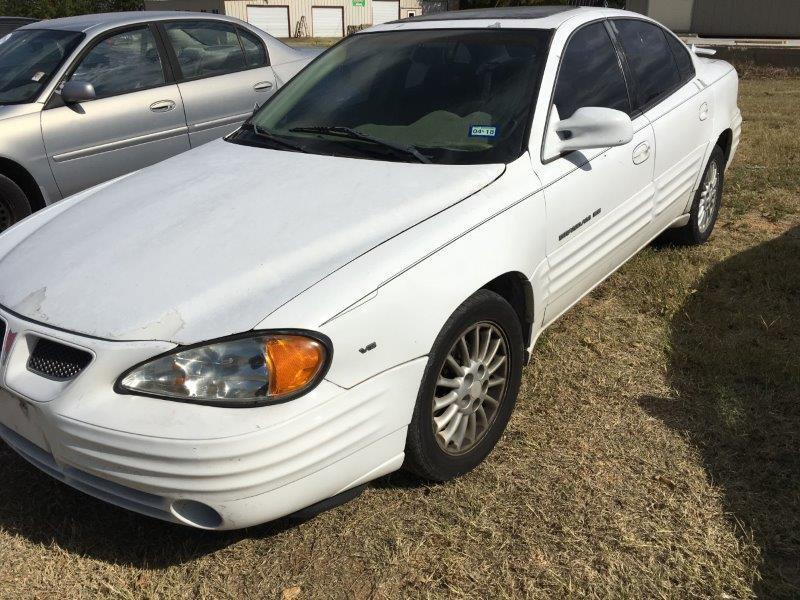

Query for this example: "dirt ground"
[0,74,797,599]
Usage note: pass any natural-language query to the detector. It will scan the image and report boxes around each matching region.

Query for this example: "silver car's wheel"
[432,322,509,455]
[0,198,11,232]
[697,160,720,234]
[0,174,32,234]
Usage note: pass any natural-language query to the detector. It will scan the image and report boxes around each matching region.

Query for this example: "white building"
[144,0,423,39]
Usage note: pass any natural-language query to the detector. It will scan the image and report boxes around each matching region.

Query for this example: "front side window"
[613,19,680,107]
[236,29,551,165]
[0,29,83,105]
[70,27,165,99]
[165,21,246,79]
[553,22,630,120]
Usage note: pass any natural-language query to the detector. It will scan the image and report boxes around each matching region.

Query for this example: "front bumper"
[0,308,425,529]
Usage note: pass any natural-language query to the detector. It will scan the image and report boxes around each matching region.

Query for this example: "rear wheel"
[0,174,32,233]
[666,145,725,245]
[404,289,523,481]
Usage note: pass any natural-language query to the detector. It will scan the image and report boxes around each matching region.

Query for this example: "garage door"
[312,7,343,37]
[247,6,290,39]
[372,0,399,24]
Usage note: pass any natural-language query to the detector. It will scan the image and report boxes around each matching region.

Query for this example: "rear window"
[613,19,680,107]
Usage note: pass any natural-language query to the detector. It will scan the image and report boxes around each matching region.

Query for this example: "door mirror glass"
[546,106,633,156]
[61,80,96,103]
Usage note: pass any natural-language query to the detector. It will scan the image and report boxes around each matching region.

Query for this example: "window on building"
[70,27,165,98]
[553,22,631,120]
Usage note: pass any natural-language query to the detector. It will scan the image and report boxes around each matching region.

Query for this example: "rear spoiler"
[690,44,717,57]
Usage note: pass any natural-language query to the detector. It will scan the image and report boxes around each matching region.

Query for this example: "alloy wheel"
[431,322,509,455]
[697,161,720,233]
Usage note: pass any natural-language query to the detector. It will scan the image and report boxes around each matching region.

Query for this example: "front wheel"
[403,289,524,482]
[0,174,32,234]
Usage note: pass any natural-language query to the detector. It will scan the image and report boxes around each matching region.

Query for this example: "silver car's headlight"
[116,332,331,407]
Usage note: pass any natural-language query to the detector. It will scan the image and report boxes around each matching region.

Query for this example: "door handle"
[699,102,709,121]
[253,81,274,92]
[632,142,651,165]
[150,100,176,113]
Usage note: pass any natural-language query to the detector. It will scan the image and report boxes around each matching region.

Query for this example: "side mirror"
[543,106,633,160]
[61,80,96,104]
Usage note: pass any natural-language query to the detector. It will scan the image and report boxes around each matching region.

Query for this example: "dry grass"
[1,77,798,599]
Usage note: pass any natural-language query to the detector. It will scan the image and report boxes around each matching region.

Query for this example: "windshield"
[0,29,84,105]
[234,29,551,165]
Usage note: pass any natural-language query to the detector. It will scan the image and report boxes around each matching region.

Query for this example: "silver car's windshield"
[236,29,551,165]
[0,29,84,105]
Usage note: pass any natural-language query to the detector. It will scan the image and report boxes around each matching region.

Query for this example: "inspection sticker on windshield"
[469,125,498,138]
[31,72,46,82]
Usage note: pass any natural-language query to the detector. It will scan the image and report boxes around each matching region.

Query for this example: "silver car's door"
[537,21,656,325]
[41,24,190,198]
[159,20,278,147]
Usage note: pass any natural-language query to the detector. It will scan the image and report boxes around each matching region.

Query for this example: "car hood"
[0,103,40,120]
[0,140,504,344]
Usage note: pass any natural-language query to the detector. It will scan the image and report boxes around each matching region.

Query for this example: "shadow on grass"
[641,226,800,598]
[0,445,305,567]
[0,439,427,568]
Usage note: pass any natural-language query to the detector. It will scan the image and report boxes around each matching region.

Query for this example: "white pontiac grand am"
[0,6,740,529]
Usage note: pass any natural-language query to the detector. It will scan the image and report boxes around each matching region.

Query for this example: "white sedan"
[0,6,740,529]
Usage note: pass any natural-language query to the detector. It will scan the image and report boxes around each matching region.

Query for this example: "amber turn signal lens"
[265,335,325,397]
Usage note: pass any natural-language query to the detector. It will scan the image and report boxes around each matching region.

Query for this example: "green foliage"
[0,0,143,19]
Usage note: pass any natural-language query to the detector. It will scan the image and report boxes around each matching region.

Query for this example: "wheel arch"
[481,271,535,351]
[716,128,733,164]
[0,157,45,212]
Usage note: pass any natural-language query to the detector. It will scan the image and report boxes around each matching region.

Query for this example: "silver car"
[0,11,313,232]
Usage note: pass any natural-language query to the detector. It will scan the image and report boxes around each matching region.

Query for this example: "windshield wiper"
[289,125,431,164]
[239,122,309,154]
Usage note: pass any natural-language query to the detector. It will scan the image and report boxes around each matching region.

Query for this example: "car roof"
[17,11,245,34]
[371,6,633,33]
[399,6,578,22]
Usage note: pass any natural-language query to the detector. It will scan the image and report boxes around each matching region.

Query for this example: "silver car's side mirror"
[61,80,96,104]
[543,106,633,160]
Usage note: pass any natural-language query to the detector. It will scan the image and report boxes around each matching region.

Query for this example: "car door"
[159,20,278,147]
[611,18,713,226]
[40,24,190,198]
[536,21,656,324]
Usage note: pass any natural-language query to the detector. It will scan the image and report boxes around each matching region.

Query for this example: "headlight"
[116,332,330,407]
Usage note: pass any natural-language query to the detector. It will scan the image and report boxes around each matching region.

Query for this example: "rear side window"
[70,27,165,99]
[165,21,246,79]
[553,22,631,119]
[665,32,695,82]
[613,19,680,107]
[238,28,268,68]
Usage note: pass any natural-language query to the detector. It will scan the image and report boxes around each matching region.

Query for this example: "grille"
[27,338,92,380]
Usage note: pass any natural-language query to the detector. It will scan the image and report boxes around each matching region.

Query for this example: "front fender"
[257,155,548,388]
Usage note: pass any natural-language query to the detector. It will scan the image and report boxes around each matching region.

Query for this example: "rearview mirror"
[61,80,96,104]
[543,106,633,160]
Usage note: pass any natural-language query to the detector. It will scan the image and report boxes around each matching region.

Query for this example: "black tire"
[404,289,524,482]
[0,174,32,233]
[664,145,725,246]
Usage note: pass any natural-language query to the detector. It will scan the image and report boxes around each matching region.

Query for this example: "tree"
[0,0,143,19]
